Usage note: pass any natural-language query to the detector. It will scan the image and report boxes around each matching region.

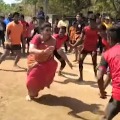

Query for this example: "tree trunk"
[44,0,49,17]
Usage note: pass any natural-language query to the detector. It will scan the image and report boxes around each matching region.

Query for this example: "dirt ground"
[0,48,120,120]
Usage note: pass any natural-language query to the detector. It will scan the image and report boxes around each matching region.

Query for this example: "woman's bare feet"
[26,95,33,101]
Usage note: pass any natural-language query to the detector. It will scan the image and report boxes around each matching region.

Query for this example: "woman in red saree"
[26,23,58,101]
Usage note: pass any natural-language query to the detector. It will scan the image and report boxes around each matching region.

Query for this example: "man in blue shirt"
[37,7,45,32]
[37,7,45,20]
[4,13,13,26]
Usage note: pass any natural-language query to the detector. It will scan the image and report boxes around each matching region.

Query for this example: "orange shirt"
[6,21,23,45]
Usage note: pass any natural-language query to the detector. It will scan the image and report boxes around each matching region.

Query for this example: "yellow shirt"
[103,22,113,29]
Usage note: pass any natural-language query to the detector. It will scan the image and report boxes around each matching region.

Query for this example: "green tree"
[19,0,92,15]
[94,0,120,17]
[0,0,16,15]
[48,0,92,15]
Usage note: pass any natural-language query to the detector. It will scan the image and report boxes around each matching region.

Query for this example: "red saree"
[27,34,58,95]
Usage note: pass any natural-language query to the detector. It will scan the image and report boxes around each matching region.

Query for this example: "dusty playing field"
[0,48,119,120]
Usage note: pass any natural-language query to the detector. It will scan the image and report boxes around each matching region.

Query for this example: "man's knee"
[60,60,66,69]
[2,49,9,56]
[16,50,21,56]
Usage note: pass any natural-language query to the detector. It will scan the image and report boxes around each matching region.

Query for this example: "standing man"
[75,13,85,37]
[0,12,23,67]
[4,13,13,54]
[72,14,98,82]
[20,14,29,54]
[37,7,45,20]
[45,15,51,26]
[96,13,103,54]
[26,17,37,53]
[53,18,59,34]
[4,13,13,26]
[0,16,6,48]
[37,6,45,32]
[58,15,69,52]
[74,13,85,61]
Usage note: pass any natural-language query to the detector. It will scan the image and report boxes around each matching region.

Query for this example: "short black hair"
[98,24,106,31]
[46,15,49,19]
[87,11,93,15]
[12,12,19,17]
[89,14,96,21]
[40,7,43,9]
[0,16,4,19]
[76,13,83,17]
[8,13,12,17]
[20,14,24,19]
[108,26,120,43]
[55,18,59,21]
[32,16,36,20]
[62,15,66,18]
[59,26,66,33]
[41,22,51,30]
[96,13,100,18]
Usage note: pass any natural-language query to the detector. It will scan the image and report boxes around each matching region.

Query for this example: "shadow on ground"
[54,78,98,88]
[83,62,93,65]
[34,94,103,120]
[0,53,29,60]
[60,71,78,77]
[0,65,27,72]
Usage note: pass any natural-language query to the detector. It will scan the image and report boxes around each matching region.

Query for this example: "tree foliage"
[0,0,11,14]
[0,0,120,18]
[20,0,92,15]
[94,0,120,17]
[47,0,92,15]
[0,0,19,15]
